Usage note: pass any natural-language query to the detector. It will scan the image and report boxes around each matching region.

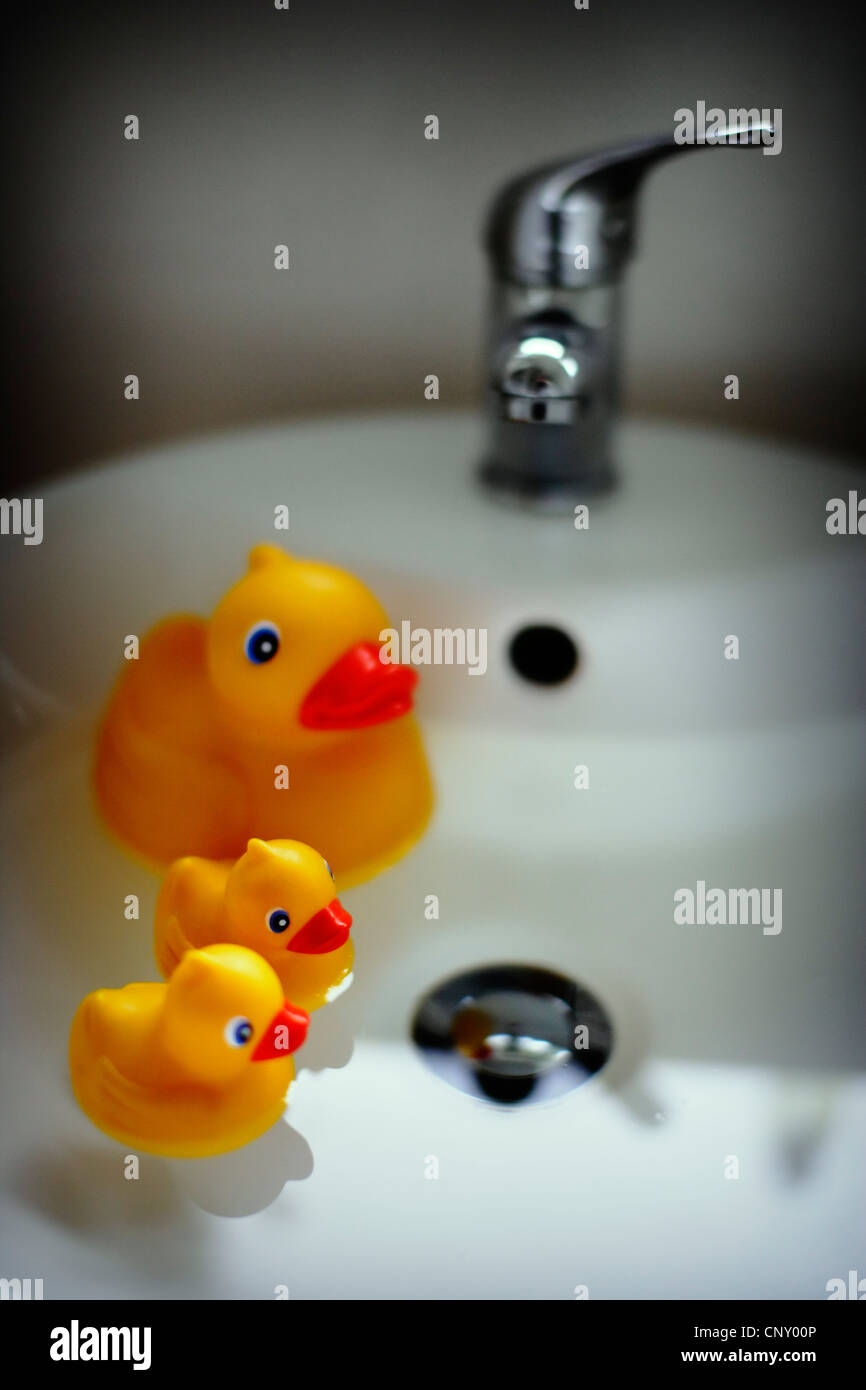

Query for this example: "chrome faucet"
[478,127,772,506]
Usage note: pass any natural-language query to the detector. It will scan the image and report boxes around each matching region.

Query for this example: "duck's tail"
[154,914,194,980]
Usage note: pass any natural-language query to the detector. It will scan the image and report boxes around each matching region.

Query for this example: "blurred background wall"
[7,0,864,487]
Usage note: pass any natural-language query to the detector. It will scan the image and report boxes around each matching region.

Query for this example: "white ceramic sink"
[1,412,864,1299]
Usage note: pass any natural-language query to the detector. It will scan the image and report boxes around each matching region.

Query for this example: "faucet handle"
[486,123,774,289]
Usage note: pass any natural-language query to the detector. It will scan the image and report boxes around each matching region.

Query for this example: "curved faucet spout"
[479,125,774,505]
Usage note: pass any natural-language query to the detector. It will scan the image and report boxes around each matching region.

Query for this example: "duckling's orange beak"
[251,1001,309,1060]
[299,642,417,730]
[287,899,352,954]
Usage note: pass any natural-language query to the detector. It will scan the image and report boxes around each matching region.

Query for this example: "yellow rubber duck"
[94,545,433,886]
[69,944,310,1159]
[154,838,354,1013]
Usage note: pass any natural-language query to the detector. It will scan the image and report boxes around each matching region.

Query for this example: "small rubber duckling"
[69,944,309,1159]
[154,838,353,1013]
[94,545,433,886]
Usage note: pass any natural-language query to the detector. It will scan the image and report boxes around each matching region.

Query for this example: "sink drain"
[411,963,613,1105]
[508,624,579,685]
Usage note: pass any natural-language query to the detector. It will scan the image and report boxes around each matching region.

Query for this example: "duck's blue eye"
[323,859,335,881]
[224,1016,253,1048]
[245,623,280,664]
[268,909,291,933]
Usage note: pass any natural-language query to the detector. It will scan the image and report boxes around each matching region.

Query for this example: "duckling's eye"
[245,623,280,665]
[224,1016,253,1048]
[323,859,335,881]
[268,908,291,933]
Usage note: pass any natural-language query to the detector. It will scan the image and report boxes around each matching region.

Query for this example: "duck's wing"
[96,715,252,864]
[82,1056,286,1158]
[94,619,253,864]
[84,1057,225,1149]
[85,1055,156,1141]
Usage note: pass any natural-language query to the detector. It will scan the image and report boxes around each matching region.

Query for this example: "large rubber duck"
[69,944,310,1158]
[94,546,433,886]
[154,838,353,1013]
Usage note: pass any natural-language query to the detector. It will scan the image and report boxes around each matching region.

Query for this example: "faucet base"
[478,420,617,509]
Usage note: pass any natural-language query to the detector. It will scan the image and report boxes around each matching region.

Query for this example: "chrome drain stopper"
[411,963,613,1105]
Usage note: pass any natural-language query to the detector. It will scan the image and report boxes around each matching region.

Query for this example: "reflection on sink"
[0,412,864,1298]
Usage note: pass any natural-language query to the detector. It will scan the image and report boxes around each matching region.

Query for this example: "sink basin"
[1,412,864,1299]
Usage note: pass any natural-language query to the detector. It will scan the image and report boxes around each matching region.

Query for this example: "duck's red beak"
[251,1001,309,1060]
[287,899,352,954]
[299,642,417,730]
